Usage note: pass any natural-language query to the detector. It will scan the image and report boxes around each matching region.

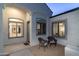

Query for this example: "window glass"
[9,23,17,37]
[59,22,65,37]
[36,23,46,35]
[17,23,23,37]
[9,18,24,38]
[52,21,65,38]
[53,23,58,37]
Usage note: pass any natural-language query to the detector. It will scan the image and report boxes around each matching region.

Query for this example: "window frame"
[52,20,66,38]
[36,22,46,35]
[8,18,24,39]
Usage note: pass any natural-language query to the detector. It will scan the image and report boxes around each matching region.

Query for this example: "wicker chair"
[47,36,57,47]
[38,37,48,51]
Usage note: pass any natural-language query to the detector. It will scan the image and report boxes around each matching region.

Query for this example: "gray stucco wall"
[3,6,27,45]
[0,3,5,55]
[50,16,68,46]
[18,3,52,46]
[2,3,52,45]
[50,9,79,55]
[5,3,52,16]
[0,3,52,55]
[31,13,51,46]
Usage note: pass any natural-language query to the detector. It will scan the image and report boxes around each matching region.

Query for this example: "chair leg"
[55,41,57,46]
[39,46,40,49]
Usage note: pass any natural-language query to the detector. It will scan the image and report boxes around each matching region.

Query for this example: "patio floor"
[5,44,65,56]
[30,44,65,56]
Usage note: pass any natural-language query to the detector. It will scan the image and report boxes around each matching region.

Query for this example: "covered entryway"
[3,4,32,55]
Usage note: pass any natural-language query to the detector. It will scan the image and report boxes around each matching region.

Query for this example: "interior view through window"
[9,18,24,38]
[36,22,46,35]
[52,21,65,38]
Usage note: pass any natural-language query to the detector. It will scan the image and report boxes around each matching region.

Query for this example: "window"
[36,22,46,35]
[52,21,65,38]
[9,18,24,38]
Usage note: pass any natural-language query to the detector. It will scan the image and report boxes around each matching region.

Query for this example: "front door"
[27,21,30,44]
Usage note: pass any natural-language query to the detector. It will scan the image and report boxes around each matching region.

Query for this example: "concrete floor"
[30,44,64,56]
[4,43,64,56]
[5,43,33,56]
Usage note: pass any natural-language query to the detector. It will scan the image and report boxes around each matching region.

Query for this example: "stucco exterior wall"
[0,3,5,55]
[14,3,52,46]
[0,3,52,55]
[31,13,51,46]
[3,3,52,46]
[50,9,79,55]
[50,16,68,46]
[3,6,27,45]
